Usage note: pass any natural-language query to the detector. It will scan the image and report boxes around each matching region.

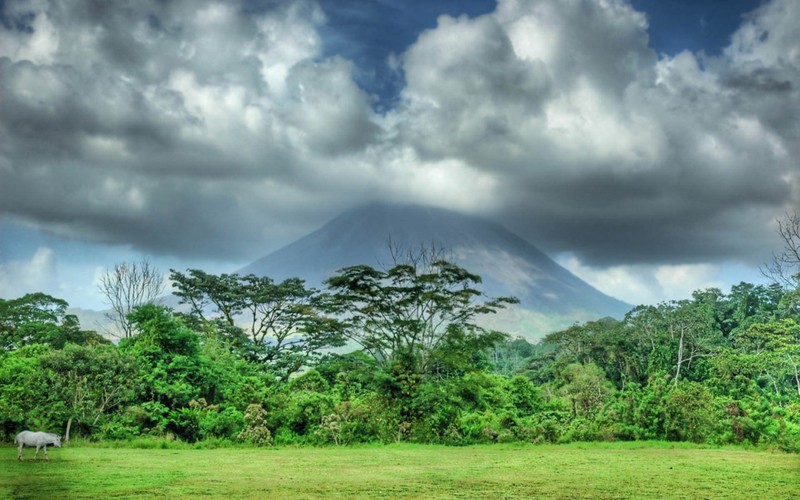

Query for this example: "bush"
[237,404,272,446]
[663,381,721,443]
[201,406,244,440]
[113,402,171,437]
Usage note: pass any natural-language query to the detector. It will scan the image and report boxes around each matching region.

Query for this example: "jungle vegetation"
[1,256,799,451]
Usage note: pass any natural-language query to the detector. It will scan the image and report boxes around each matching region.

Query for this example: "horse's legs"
[17,443,23,461]
[34,445,40,460]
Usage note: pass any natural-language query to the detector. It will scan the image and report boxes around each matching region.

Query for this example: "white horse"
[15,431,62,461]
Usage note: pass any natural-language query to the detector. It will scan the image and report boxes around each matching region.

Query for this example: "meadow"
[2,442,798,499]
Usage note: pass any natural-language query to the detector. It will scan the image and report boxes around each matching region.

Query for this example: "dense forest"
[1,254,799,451]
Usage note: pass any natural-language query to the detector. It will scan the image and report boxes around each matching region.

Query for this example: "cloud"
[557,252,726,304]
[0,0,380,258]
[390,0,798,266]
[0,247,58,299]
[725,0,800,68]
[0,0,798,283]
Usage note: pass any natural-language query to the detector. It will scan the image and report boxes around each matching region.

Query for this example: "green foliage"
[290,369,329,393]
[5,269,800,450]
[558,362,614,418]
[168,399,244,443]
[320,259,517,376]
[663,381,720,443]
[170,269,345,380]
[507,375,543,414]
[491,336,538,376]
[124,304,200,358]
[0,344,53,439]
[40,343,138,440]
[315,351,380,400]
[121,304,213,409]
[0,293,105,351]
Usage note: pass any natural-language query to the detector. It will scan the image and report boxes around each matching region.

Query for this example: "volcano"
[239,203,630,339]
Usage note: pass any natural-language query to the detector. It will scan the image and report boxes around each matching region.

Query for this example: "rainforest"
[1,259,798,451]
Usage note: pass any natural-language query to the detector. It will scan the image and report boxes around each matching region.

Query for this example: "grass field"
[2,442,798,499]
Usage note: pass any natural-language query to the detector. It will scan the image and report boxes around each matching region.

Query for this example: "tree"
[319,258,518,376]
[121,304,207,409]
[664,300,721,385]
[697,283,783,339]
[0,344,52,439]
[98,259,165,339]
[46,315,111,349]
[663,381,719,443]
[170,269,343,379]
[739,319,800,397]
[544,317,636,391]
[40,344,138,442]
[237,275,340,370]
[762,211,800,288]
[623,300,722,386]
[490,337,536,377]
[169,270,242,327]
[623,305,668,381]
[559,362,614,418]
[0,293,69,351]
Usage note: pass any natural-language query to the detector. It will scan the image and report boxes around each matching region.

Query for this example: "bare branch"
[98,258,165,339]
[762,212,800,289]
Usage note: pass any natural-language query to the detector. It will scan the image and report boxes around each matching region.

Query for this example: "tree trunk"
[788,354,800,397]
[674,331,685,386]
[65,417,73,444]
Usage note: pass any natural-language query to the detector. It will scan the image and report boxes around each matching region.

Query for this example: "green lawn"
[2,442,798,499]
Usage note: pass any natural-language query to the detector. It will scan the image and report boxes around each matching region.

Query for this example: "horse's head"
[53,435,62,448]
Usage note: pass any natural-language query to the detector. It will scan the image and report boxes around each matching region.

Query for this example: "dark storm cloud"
[0,0,798,273]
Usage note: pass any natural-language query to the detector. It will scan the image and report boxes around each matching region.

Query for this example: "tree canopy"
[320,260,517,376]
[1,258,799,451]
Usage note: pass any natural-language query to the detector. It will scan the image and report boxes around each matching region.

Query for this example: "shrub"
[237,404,272,446]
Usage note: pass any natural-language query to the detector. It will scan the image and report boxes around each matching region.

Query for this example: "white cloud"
[654,264,725,301]
[0,0,59,64]
[558,252,731,305]
[726,0,800,67]
[0,247,58,299]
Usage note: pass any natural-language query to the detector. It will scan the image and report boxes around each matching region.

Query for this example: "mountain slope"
[239,203,630,338]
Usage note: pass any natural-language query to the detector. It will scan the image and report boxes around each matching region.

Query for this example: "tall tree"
[665,300,721,385]
[170,269,342,379]
[319,258,517,376]
[98,259,165,339]
[721,283,783,337]
[623,300,722,386]
[121,304,207,408]
[739,319,800,397]
[544,317,636,390]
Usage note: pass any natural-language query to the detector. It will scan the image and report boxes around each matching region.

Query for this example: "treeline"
[1,262,799,450]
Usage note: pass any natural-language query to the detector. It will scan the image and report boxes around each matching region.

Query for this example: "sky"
[0,0,796,311]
